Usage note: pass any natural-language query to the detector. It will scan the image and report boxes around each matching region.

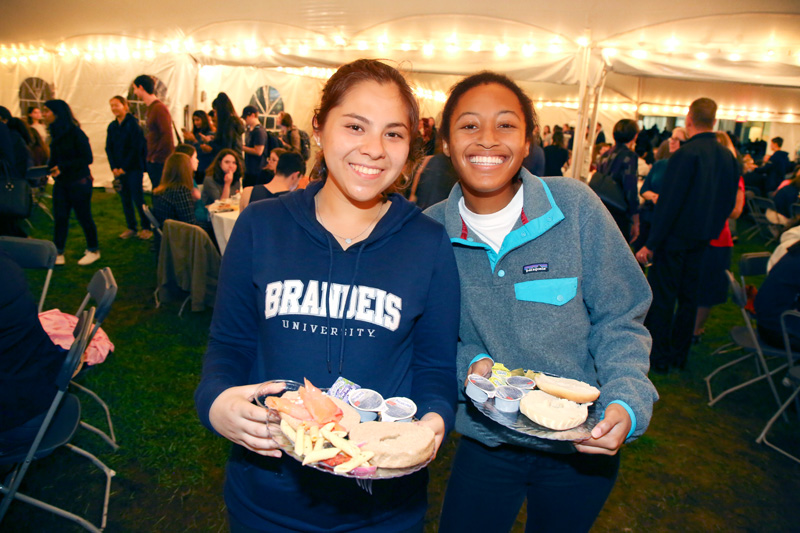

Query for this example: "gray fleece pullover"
[425,171,658,453]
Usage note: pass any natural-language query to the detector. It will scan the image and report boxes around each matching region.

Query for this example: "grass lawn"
[3,188,799,532]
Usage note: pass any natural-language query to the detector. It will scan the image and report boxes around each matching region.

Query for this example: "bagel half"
[534,374,600,404]
[348,421,434,469]
[520,390,588,430]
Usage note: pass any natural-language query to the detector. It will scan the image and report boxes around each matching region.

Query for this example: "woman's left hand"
[573,403,631,455]
[415,412,446,458]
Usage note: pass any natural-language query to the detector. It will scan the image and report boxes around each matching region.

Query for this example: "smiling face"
[30,108,41,122]
[316,80,411,206]
[109,98,127,119]
[220,154,237,174]
[444,83,530,213]
[189,152,199,171]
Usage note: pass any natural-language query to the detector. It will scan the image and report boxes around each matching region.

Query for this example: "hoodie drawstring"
[338,242,365,374]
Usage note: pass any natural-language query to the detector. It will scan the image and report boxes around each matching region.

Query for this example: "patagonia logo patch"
[523,263,548,274]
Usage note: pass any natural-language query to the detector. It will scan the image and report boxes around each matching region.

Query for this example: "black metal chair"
[746,195,782,245]
[0,236,57,313]
[141,203,162,237]
[0,308,115,532]
[705,266,787,409]
[756,310,800,464]
[69,268,120,450]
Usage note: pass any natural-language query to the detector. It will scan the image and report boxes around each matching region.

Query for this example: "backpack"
[297,129,311,161]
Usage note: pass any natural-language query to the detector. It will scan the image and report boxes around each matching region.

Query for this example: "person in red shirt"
[133,74,174,203]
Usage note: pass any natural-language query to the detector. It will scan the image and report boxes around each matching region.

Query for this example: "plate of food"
[255,379,434,479]
[467,371,601,441]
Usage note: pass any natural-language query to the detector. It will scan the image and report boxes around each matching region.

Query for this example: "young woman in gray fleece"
[425,72,658,533]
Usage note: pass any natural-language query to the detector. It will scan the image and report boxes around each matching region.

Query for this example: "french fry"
[321,428,360,458]
[334,451,375,474]
[295,423,305,456]
[302,447,342,466]
[280,419,296,444]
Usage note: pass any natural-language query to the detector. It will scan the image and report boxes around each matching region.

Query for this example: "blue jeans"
[439,437,619,533]
[118,170,150,231]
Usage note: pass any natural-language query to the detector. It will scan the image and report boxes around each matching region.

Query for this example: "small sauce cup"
[465,374,497,403]
[494,385,524,413]
[381,397,417,423]
[506,376,536,390]
[347,388,385,422]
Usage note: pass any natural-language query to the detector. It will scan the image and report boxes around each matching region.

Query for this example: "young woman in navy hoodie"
[195,59,460,532]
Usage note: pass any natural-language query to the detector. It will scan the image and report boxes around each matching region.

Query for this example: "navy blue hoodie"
[195,179,459,532]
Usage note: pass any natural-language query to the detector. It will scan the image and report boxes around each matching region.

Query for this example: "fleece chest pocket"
[514,277,578,306]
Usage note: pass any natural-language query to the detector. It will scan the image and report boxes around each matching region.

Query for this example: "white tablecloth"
[210,209,239,255]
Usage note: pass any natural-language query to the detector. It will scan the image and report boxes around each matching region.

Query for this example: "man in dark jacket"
[636,98,739,372]
[106,95,150,239]
[763,136,790,193]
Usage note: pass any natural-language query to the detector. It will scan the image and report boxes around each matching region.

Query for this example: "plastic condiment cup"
[494,385,524,413]
[506,376,536,390]
[465,374,497,403]
[347,388,385,422]
[381,397,417,423]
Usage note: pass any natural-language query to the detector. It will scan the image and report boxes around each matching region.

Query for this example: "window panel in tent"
[249,85,284,132]
[18,77,54,116]
[126,77,169,127]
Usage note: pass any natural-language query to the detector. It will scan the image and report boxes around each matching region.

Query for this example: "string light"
[631,49,647,59]
[495,43,509,57]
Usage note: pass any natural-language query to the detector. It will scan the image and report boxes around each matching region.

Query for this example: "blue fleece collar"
[449,174,565,271]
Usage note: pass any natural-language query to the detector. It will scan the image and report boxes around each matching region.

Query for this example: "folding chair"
[756,310,800,463]
[69,268,120,450]
[0,308,116,532]
[705,269,787,409]
[706,252,770,358]
[0,236,57,313]
[25,165,53,221]
[141,203,162,237]
[746,195,782,245]
[156,219,221,317]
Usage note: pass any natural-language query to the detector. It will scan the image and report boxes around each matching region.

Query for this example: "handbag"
[0,160,33,219]
[588,169,627,213]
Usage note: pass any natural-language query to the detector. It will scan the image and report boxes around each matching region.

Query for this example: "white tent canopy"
[2,1,799,186]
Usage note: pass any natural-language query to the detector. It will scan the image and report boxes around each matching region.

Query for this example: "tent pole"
[570,35,593,181]
[584,67,608,178]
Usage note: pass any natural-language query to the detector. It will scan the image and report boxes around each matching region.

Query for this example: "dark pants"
[229,513,423,533]
[439,437,619,533]
[53,177,98,253]
[118,170,150,231]
[605,205,631,242]
[146,161,165,191]
[644,238,707,370]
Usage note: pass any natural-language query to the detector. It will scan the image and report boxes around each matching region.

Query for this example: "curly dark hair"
[439,71,537,144]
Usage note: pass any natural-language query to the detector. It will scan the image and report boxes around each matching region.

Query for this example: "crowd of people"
[1,60,799,533]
